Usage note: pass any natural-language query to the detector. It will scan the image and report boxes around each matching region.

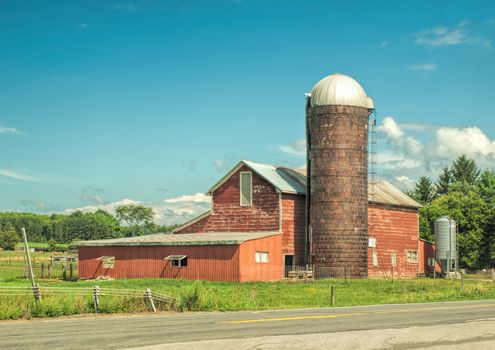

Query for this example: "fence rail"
[0,285,177,312]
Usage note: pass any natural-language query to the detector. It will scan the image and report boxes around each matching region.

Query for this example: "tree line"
[0,204,179,248]
[407,155,495,269]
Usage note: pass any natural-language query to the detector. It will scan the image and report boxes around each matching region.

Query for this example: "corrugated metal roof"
[368,180,422,208]
[243,160,306,194]
[207,160,306,195]
[207,160,420,209]
[77,231,281,247]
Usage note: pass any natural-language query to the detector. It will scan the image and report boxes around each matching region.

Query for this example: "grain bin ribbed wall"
[307,74,373,279]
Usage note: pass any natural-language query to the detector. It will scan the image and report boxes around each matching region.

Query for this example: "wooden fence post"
[41,263,45,279]
[69,261,73,281]
[146,288,156,312]
[48,264,51,279]
[62,261,67,280]
[33,284,41,302]
[330,286,335,306]
[93,286,100,313]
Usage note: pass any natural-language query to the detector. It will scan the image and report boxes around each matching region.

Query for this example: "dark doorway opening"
[284,255,294,277]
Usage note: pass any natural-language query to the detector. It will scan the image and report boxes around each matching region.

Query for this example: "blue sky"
[1,0,494,224]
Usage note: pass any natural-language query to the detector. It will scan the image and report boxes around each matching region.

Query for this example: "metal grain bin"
[434,216,457,274]
[306,74,374,279]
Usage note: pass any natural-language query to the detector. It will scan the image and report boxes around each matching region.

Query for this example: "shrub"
[0,229,20,251]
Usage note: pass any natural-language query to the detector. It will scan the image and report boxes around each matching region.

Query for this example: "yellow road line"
[220,313,364,324]
[218,303,495,324]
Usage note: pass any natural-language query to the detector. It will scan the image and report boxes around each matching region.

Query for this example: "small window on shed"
[165,255,187,267]
[240,172,252,206]
[97,256,115,269]
[255,251,269,263]
[407,250,419,263]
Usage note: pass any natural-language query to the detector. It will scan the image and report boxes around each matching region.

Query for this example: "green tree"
[451,155,480,185]
[0,228,20,250]
[476,170,495,266]
[47,238,57,252]
[420,186,487,268]
[115,205,154,236]
[435,166,452,196]
[410,176,435,205]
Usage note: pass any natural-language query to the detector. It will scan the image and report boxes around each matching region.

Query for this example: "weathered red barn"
[78,160,434,281]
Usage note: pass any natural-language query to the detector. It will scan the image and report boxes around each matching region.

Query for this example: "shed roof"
[208,160,421,209]
[77,231,280,247]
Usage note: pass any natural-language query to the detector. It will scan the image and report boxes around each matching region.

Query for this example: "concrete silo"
[306,73,374,278]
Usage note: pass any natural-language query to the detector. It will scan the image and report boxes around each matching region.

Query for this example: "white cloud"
[0,169,40,182]
[0,125,24,135]
[164,193,211,204]
[379,41,388,48]
[414,21,491,48]
[434,126,495,167]
[279,139,306,156]
[65,193,212,226]
[407,64,438,72]
[378,117,423,156]
[65,198,140,215]
[376,116,495,189]
[394,176,416,187]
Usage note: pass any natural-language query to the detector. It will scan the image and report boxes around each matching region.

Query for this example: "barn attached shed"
[78,232,282,282]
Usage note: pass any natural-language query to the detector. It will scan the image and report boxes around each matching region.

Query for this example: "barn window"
[165,255,188,267]
[240,171,252,206]
[97,256,115,269]
[255,251,269,263]
[372,251,378,267]
[391,252,397,267]
[407,250,419,263]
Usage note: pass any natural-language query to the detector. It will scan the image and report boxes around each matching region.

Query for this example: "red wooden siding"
[239,234,283,282]
[78,245,240,282]
[367,204,420,278]
[175,165,280,233]
[281,193,306,265]
[420,239,440,275]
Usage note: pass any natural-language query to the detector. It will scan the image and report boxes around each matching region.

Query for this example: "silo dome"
[310,73,374,109]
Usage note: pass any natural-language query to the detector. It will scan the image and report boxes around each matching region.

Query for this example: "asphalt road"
[1,300,495,350]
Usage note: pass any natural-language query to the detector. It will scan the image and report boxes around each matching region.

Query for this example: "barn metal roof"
[207,160,306,195]
[208,160,421,209]
[77,231,281,247]
[368,180,422,208]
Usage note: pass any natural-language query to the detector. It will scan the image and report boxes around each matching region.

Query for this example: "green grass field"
[14,242,69,250]
[1,249,494,320]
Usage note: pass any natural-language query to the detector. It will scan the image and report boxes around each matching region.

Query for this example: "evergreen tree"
[411,176,435,204]
[451,154,480,185]
[435,166,452,196]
